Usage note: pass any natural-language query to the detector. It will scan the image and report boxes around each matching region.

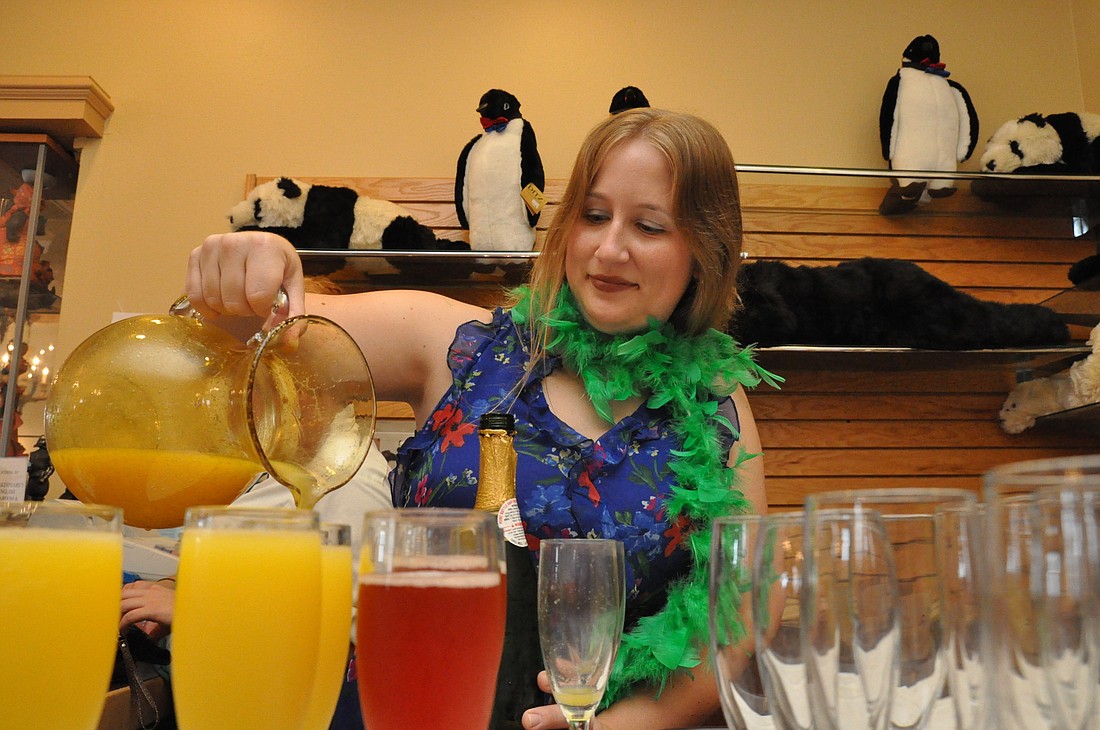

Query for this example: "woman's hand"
[185,231,306,320]
[520,672,613,730]
[119,580,177,641]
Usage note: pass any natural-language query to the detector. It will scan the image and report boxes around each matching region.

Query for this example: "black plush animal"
[455,89,544,252]
[730,258,1070,349]
[229,177,471,277]
[609,86,650,114]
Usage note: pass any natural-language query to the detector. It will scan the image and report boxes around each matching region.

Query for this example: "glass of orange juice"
[0,500,123,730]
[302,522,354,730]
[172,506,321,730]
[356,509,505,730]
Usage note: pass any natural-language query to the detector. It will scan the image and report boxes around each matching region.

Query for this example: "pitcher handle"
[169,288,290,346]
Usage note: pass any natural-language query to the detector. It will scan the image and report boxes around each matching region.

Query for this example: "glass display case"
[0,134,76,457]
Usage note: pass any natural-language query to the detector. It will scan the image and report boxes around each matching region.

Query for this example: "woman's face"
[565,139,695,335]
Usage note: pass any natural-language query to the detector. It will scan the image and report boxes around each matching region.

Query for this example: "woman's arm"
[186,231,490,425]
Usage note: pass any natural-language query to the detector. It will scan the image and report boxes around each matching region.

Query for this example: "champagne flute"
[709,514,775,730]
[803,507,900,730]
[302,522,355,730]
[0,501,123,730]
[172,506,322,730]
[807,488,976,730]
[356,508,505,730]
[537,538,626,729]
[752,512,812,730]
[983,455,1100,730]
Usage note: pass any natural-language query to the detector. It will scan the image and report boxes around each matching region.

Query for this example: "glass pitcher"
[43,295,376,529]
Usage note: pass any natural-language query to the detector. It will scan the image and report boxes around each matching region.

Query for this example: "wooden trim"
[0,76,114,142]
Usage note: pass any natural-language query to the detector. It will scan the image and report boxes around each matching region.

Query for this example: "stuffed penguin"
[879,35,979,215]
[455,89,545,251]
[609,86,650,114]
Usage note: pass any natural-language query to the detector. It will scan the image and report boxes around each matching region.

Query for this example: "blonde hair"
[520,107,744,355]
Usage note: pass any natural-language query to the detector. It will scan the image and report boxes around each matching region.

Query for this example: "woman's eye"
[637,221,666,235]
[582,210,609,224]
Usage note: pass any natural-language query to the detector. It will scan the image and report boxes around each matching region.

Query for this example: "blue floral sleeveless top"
[390,308,740,629]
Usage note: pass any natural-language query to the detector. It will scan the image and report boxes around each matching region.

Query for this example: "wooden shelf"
[0,76,114,150]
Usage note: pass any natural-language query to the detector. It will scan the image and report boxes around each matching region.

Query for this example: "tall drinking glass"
[302,522,355,730]
[0,501,123,730]
[710,514,773,730]
[1031,485,1100,730]
[172,506,322,730]
[538,538,626,730]
[803,507,900,730]
[984,455,1100,730]
[356,509,505,730]
[751,511,812,730]
[934,501,987,730]
[807,488,976,730]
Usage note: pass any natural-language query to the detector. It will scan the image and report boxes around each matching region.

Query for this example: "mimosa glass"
[537,538,626,730]
[0,501,123,730]
[302,522,354,730]
[172,506,322,730]
[356,508,505,730]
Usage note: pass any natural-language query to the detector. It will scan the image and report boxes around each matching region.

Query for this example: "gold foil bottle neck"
[475,427,516,513]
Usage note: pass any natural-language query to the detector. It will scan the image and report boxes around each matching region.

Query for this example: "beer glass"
[172,506,322,730]
[0,501,123,730]
[538,538,626,730]
[356,509,505,730]
[709,514,774,730]
[302,522,355,730]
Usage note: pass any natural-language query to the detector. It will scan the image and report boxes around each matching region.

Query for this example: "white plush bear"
[999,323,1100,433]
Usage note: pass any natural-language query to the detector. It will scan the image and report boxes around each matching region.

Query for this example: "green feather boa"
[510,285,781,706]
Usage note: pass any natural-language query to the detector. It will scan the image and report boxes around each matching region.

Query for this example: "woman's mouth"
[589,275,636,293]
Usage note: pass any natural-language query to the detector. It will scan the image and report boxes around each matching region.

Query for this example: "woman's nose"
[593,222,629,262]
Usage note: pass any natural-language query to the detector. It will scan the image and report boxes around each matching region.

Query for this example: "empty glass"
[751,512,812,730]
[709,514,773,730]
[538,538,626,729]
[803,507,900,730]
[984,455,1100,730]
[807,488,976,730]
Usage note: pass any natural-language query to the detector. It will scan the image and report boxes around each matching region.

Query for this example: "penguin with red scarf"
[455,89,545,251]
[878,35,979,214]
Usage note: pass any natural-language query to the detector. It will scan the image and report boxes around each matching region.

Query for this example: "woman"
[186,107,775,729]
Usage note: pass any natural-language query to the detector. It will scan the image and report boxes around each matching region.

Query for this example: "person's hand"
[120,579,177,641]
[185,231,306,320]
[520,671,613,730]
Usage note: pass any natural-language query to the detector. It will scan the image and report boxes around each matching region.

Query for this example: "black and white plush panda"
[228,177,470,276]
[980,112,1100,174]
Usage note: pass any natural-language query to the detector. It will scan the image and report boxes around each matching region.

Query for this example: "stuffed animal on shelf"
[729,257,1069,349]
[228,177,471,277]
[455,89,545,252]
[980,112,1100,174]
[609,86,650,114]
[999,322,1100,433]
[878,34,979,215]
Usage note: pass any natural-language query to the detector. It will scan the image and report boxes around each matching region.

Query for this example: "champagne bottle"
[477,413,543,730]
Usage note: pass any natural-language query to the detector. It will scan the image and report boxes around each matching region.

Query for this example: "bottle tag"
[520,183,546,215]
[497,498,529,548]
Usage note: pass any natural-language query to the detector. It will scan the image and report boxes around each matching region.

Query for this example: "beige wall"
[0,0,1094,360]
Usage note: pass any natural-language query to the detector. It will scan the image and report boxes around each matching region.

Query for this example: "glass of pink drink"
[356,509,505,729]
